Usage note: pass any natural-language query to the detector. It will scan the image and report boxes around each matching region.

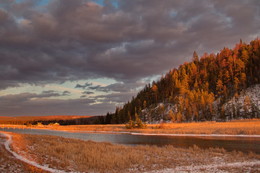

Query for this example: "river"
[1,127,259,154]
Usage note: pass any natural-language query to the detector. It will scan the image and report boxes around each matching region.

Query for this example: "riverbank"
[2,132,260,172]
[0,132,49,173]
[1,119,260,135]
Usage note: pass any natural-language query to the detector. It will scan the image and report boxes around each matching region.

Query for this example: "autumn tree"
[244,96,251,118]
[107,38,260,124]
[152,83,158,103]
[168,110,176,122]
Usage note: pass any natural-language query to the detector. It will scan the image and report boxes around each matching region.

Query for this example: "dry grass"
[52,118,260,135]
[10,133,260,173]
[145,119,260,135]
[0,133,48,173]
[2,119,259,135]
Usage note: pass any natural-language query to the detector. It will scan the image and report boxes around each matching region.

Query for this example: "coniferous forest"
[106,39,260,124]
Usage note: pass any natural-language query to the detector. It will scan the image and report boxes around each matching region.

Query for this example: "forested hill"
[106,39,260,124]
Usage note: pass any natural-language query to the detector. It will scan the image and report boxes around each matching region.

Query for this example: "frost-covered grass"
[10,133,260,173]
[0,132,48,173]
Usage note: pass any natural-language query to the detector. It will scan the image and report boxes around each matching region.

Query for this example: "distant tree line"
[0,116,106,125]
[30,116,106,125]
[106,39,260,123]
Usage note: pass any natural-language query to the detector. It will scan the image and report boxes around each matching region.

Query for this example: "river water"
[1,127,259,154]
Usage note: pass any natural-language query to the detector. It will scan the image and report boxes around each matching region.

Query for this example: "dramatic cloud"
[75,82,93,89]
[37,90,61,98]
[87,82,145,93]
[62,90,71,96]
[0,90,71,101]
[0,92,109,116]
[0,0,259,115]
[93,92,137,104]
[82,91,94,95]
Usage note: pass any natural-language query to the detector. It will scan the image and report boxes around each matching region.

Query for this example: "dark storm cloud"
[34,90,71,97]
[75,82,93,89]
[88,85,101,90]
[94,92,136,104]
[76,81,145,96]
[0,90,70,102]
[99,83,129,93]
[0,0,259,116]
[62,90,71,96]
[87,82,144,93]
[82,91,94,95]
[0,92,115,116]
[1,0,259,90]
[38,90,61,98]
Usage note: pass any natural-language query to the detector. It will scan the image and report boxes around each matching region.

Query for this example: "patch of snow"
[66,130,260,138]
[145,160,260,173]
[142,84,260,122]
[224,84,260,118]
[142,103,176,123]
[130,133,260,138]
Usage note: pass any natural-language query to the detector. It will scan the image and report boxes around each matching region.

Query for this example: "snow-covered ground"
[145,160,260,173]
[131,132,260,137]
[224,84,260,118]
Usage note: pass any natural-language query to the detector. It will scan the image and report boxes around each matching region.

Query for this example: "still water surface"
[1,127,259,154]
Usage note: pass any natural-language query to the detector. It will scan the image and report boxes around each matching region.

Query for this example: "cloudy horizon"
[0,0,259,116]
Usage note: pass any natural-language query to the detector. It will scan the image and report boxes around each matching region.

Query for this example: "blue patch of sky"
[91,0,119,8]
[169,9,178,18]
[92,0,105,6]
[15,0,50,6]
[37,0,50,6]
[14,0,118,8]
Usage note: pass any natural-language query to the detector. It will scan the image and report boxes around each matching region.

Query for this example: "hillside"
[106,39,260,124]
[223,84,260,119]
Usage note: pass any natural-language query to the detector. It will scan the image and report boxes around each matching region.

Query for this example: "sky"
[0,0,259,116]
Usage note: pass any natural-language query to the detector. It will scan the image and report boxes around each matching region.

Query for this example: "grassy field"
[1,119,260,135]
[8,133,260,173]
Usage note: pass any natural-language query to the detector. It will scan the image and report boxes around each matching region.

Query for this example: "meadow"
[1,119,260,172]
[9,133,260,173]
